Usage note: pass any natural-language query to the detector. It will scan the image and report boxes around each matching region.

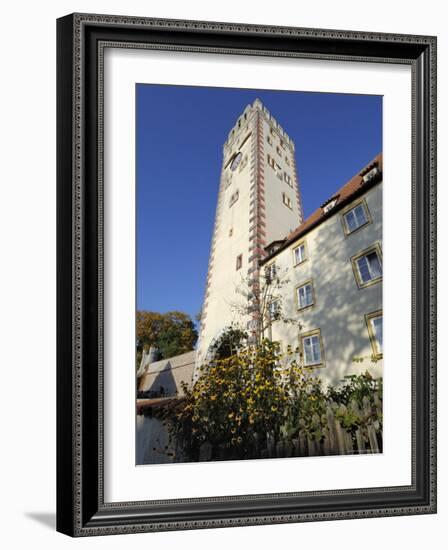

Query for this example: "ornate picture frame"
[57,13,437,536]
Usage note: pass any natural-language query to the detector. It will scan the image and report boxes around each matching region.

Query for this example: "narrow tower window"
[282,193,292,209]
[229,190,239,207]
[236,254,243,271]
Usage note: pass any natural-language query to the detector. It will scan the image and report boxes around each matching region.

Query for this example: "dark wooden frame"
[57,13,437,537]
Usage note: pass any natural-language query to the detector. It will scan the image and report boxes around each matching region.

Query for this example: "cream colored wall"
[138,352,196,395]
[269,183,383,387]
[261,116,302,242]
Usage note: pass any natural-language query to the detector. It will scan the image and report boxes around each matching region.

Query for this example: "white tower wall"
[196,99,303,368]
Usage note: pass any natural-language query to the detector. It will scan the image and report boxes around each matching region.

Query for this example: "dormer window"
[323,198,338,214]
[362,165,381,184]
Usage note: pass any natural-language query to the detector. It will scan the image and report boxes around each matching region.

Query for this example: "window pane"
[298,287,305,307]
[305,284,313,306]
[311,336,321,363]
[303,337,313,364]
[303,335,321,365]
[354,204,367,226]
[357,256,371,282]
[295,244,305,264]
[345,210,357,232]
[372,316,383,353]
[298,283,313,308]
[367,251,382,278]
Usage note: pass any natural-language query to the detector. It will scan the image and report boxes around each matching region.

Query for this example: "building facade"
[261,155,383,386]
[196,99,304,367]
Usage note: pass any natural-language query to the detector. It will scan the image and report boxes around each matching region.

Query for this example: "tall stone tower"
[196,99,303,367]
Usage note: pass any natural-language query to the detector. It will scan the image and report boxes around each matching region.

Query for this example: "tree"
[136,310,198,361]
[230,264,301,343]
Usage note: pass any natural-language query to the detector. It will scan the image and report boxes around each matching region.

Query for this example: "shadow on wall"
[142,362,178,397]
[279,194,382,386]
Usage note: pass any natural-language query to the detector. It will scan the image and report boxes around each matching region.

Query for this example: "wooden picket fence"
[197,393,382,461]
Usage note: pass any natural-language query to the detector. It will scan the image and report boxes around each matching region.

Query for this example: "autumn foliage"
[164,339,322,461]
[136,310,198,361]
[157,336,382,462]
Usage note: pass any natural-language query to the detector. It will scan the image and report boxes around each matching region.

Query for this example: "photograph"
[53,8,437,538]
[135,85,383,465]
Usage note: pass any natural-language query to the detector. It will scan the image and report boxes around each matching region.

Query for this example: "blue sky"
[136,84,382,320]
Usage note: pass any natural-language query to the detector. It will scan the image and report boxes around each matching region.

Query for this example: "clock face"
[230,152,243,172]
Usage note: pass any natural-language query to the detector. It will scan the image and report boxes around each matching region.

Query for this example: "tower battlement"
[224,99,295,153]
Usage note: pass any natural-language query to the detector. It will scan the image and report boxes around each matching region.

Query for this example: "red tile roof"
[262,153,382,263]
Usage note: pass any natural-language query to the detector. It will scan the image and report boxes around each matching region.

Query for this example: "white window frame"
[296,281,315,310]
[300,330,324,367]
[342,199,371,236]
[365,311,383,359]
[264,262,277,282]
[351,243,383,288]
[292,241,307,266]
[323,198,338,213]
[268,299,281,322]
[282,192,292,209]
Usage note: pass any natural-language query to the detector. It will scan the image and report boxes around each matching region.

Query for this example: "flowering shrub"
[159,340,382,461]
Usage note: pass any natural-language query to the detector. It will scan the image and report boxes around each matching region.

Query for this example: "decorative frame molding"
[57,13,437,537]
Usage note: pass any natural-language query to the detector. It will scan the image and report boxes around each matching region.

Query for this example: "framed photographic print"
[57,13,437,536]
